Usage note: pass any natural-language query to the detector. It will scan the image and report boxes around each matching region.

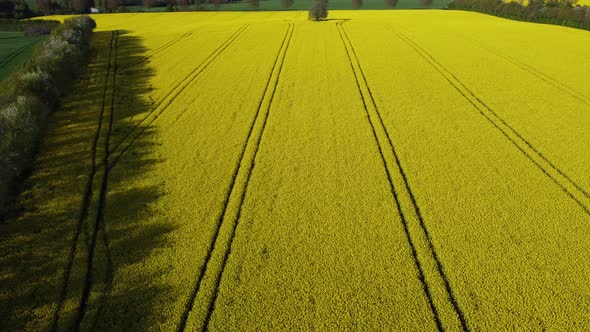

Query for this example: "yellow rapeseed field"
[1,10,590,331]
[515,0,590,5]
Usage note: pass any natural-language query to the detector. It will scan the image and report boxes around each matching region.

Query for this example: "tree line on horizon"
[449,0,590,31]
[1,0,439,18]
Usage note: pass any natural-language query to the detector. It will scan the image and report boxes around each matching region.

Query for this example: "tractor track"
[176,22,294,332]
[109,24,248,153]
[0,37,40,68]
[87,31,120,332]
[50,31,116,332]
[338,22,470,332]
[74,30,119,332]
[386,25,590,216]
[128,30,193,68]
[107,24,249,171]
[464,35,590,107]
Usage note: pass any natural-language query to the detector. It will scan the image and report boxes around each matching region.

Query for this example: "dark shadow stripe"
[89,31,120,332]
[50,31,116,332]
[74,31,120,332]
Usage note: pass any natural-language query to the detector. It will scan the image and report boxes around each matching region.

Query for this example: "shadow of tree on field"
[0,30,176,331]
[322,18,352,21]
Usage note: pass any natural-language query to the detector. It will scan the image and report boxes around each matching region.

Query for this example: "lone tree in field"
[420,0,433,6]
[281,0,294,8]
[352,0,362,8]
[309,0,327,21]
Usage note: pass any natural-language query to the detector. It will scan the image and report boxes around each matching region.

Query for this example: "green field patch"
[0,32,44,81]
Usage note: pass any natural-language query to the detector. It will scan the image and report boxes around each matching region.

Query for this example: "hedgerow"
[448,0,590,31]
[0,18,59,33]
[0,15,96,218]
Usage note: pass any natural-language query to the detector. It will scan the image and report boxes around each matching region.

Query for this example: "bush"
[0,16,96,218]
[0,96,48,211]
[16,69,59,106]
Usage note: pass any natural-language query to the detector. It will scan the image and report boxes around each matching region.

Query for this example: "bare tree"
[352,0,362,8]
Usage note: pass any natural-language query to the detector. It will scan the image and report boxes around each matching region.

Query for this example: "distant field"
[0,32,43,81]
[130,0,451,11]
[512,0,590,4]
[1,10,590,332]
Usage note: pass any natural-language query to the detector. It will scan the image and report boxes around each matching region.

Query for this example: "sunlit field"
[1,10,590,331]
